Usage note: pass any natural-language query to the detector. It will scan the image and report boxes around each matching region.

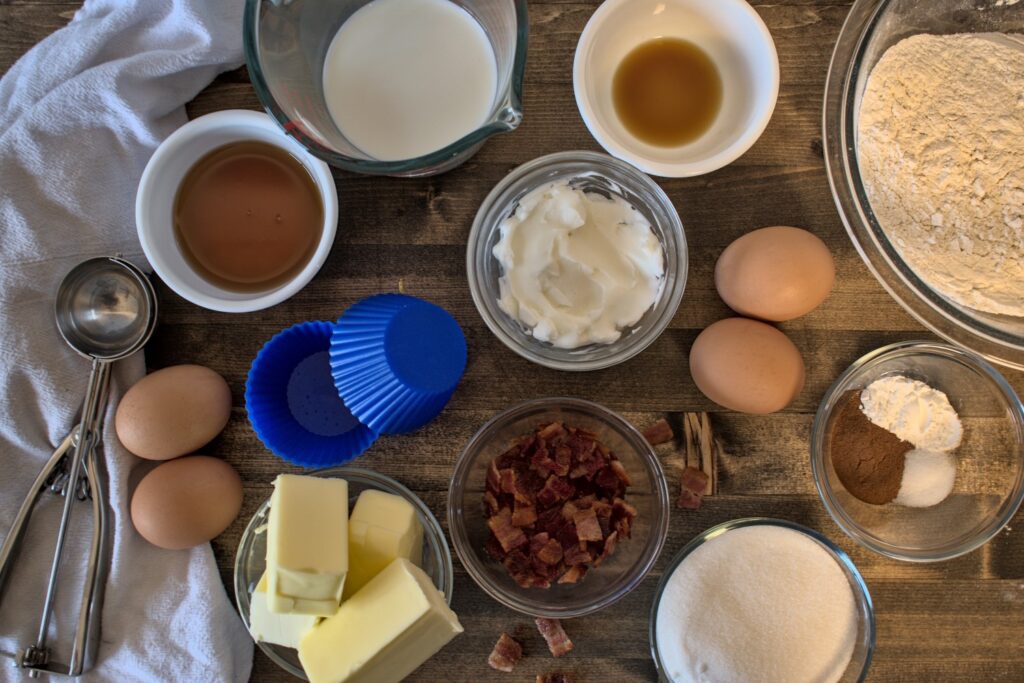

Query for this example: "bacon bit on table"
[487,632,523,673]
[642,418,675,446]
[678,466,710,509]
[484,422,635,588]
[536,674,575,683]
[535,617,574,658]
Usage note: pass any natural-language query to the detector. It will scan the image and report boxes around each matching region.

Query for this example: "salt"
[896,449,957,508]
[655,526,858,683]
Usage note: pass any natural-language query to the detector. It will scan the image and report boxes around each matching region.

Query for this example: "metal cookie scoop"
[0,256,157,677]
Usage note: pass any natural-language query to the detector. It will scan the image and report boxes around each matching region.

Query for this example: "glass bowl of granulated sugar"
[812,340,1024,563]
[650,518,875,683]
[824,0,1024,371]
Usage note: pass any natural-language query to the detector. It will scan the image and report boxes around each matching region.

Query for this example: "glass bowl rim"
[232,465,454,678]
[466,149,688,371]
[822,0,1024,370]
[242,0,529,175]
[809,339,1024,562]
[446,396,672,617]
[648,517,876,683]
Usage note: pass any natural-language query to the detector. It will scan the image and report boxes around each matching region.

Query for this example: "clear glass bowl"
[447,397,671,618]
[466,151,687,371]
[233,466,453,680]
[649,518,875,683]
[811,341,1024,562]
[243,0,528,176]
[823,0,1024,370]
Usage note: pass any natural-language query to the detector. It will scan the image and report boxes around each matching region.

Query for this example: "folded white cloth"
[0,1,253,681]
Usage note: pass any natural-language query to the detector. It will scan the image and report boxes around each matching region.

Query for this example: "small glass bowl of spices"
[447,397,671,617]
[467,151,687,371]
[811,340,1024,562]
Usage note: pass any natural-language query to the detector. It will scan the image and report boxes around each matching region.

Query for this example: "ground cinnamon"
[828,390,910,505]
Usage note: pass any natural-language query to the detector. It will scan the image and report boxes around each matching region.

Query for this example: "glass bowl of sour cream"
[467,151,687,371]
[243,0,527,176]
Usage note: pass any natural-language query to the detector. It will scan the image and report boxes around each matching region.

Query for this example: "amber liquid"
[173,140,324,293]
[612,38,723,147]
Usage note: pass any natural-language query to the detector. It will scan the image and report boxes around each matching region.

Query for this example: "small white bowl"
[573,0,779,178]
[136,110,338,313]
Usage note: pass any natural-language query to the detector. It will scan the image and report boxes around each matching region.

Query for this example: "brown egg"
[131,455,243,550]
[115,364,232,460]
[715,226,835,322]
[689,318,805,414]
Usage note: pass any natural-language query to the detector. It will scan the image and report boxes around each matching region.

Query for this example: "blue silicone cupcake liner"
[246,321,379,467]
[330,293,467,434]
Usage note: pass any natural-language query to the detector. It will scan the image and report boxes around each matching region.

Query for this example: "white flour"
[655,526,858,683]
[857,33,1024,316]
[860,375,963,452]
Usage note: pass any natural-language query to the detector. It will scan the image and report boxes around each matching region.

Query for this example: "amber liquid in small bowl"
[173,140,324,293]
[612,37,723,147]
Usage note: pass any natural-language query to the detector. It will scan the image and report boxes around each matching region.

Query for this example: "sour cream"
[492,181,664,349]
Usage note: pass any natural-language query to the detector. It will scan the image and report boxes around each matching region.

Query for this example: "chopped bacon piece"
[535,618,574,658]
[643,418,675,445]
[537,538,564,565]
[487,460,502,494]
[538,421,566,440]
[554,521,579,551]
[488,507,528,552]
[561,501,578,520]
[678,466,710,510]
[557,564,588,584]
[486,534,505,561]
[484,491,501,515]
[573,507,603,543]
[612,497,638,518]
[537,674,575,683]
[563,544,592,566]
[609,458,632,486]
[499,468,516,494]
[488,633,523,673]
[503,548,531,575]
[595,531,618,566]
[537,475,574,507]
[512,501,538,528]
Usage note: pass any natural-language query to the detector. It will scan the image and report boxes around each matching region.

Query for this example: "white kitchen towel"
[0,1,253,681]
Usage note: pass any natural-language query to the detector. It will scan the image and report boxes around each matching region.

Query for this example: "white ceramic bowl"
[136,110,338,313]
[573,0,779,178]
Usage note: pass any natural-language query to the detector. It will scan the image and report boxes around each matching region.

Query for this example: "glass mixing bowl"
[811,341,1024,562]
[447,397,671,618]
[823,0,1024,370]
[467,151,687,371]
[649,518,875,683]
[243,0,527,176]
[233,466,453,680]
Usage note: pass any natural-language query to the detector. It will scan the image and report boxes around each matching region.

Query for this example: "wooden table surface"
[5,1,1024,681]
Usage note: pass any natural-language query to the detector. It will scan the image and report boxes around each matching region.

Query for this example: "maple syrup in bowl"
[136,110,338,313]
[173,140,324,293]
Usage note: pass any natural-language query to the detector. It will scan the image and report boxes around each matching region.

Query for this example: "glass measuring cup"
[243,0,528,176]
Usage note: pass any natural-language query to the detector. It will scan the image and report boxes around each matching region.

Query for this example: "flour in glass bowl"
[857,33,1024,316]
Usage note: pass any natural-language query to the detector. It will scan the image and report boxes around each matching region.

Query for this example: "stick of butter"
[249,572,319,649]
[343,490,424,599]
[298,558,463,683]
[267,474,348,616]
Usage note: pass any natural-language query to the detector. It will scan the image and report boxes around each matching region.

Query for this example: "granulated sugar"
[655,525,858,683]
